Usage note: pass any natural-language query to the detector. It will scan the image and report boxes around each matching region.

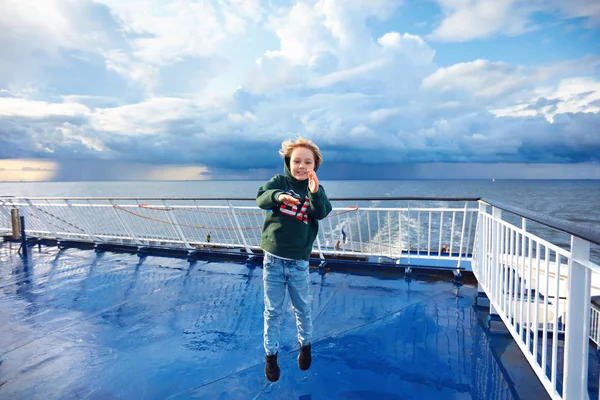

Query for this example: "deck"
[0,242,552,399]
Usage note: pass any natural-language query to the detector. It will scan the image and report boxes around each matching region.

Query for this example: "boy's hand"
[278,193,301,206]
[307,170,319,193]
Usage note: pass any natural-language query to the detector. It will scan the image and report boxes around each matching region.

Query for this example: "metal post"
[316,235,325,259]
[475,202,487,272]
[19,215,27,260]
[492,207,502,308]
[228,200,252,254]
[11,208,21,240]
[562,236,591,400]
[457,202,468,269]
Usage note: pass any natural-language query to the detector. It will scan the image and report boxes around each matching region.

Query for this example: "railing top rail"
[0,196,482,202]
[481,197,600,246]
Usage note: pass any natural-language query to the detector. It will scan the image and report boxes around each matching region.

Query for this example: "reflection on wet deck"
[0,243,549,399]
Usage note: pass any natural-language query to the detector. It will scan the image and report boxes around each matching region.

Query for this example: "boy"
[256,137,332,382]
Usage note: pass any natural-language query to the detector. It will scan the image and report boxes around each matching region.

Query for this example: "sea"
[1,179,598,261]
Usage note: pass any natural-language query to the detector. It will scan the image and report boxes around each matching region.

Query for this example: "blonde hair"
[279,137,323,170]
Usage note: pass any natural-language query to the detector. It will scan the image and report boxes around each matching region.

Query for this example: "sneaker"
[265,353,280,382]
[298,342,311,370]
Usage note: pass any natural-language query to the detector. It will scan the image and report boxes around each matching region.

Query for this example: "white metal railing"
[472,200,600,400]
[0,197,478,268]
[591,304,600,347]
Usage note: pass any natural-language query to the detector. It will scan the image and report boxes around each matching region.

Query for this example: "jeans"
[263,253,313,355]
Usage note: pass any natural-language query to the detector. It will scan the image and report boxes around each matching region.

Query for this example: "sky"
[1,0,599,181]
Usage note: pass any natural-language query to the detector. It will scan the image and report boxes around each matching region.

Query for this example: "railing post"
[11,208,21,240]
[19,215,27,260]
[315,236,325,259]
[456,202,468,269]
[563,236,591,400]
[490,207,502,316]
[475,202,486,272]
[227,200,252,254]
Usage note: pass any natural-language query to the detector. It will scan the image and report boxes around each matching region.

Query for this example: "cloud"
[93,0,270,93]
[0,0,123,89]
[421,56,600,107]
[422,59,529,98]
[90,97,197,134]
[0,98,90,119]
[492,78,600,121]
[429,0,600,42]
[0,0,598,181]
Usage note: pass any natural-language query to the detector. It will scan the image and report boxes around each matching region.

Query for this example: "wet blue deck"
[0,242,550,399]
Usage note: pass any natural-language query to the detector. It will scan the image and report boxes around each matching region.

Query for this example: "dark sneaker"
[298,342,311,370]
[265,353,280,382]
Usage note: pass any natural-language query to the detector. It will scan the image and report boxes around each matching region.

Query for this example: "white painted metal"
[473,202,599,400]
[563,237,591,400]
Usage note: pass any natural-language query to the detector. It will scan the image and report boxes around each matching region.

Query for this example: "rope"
[34,206,87,234]
[114,205,260,231]
[138,204,263,217]
[138,204,359,218]
[328,206,359,218]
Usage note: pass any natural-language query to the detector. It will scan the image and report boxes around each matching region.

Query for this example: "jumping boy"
[256,137,332,382]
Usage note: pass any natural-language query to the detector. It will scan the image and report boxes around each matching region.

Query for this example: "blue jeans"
[263,253,313,355]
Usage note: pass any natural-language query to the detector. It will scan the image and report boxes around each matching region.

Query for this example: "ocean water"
[1,179,598,260]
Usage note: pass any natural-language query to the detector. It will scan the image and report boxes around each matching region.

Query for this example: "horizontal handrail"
[481,198,600,246]
[1,196,483,201]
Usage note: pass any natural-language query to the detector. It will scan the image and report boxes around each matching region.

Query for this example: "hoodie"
[256,159,332,261]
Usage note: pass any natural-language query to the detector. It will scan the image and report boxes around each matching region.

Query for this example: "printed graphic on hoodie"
[279,190,309,224]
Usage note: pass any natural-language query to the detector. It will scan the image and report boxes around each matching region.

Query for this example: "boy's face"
[290,147,315,181]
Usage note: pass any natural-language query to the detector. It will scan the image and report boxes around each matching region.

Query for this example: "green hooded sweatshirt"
[256,159,332,261]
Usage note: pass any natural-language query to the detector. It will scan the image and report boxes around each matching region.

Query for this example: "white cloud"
[57,123,107,152]
[0,0,111,86]
[0,0,599,174]
[549,0,600,26]
[260,0,404,70]
[430,0,532,42]
[0,0,97,52]
[264,2,336,66]
[422,59,529,97]
[350,124,374,136]
[429,0,600,42]
[421,56,600,104]
[0,98,90,118]
[378,32,436,65]
[308,59,388,88]
[249,2,432,95]
[90,97,196,134]
[492,78,600,121]
[228,111,258,123]
[103,50,159,92]
[369,108,402,124]
[103,1,228,65]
